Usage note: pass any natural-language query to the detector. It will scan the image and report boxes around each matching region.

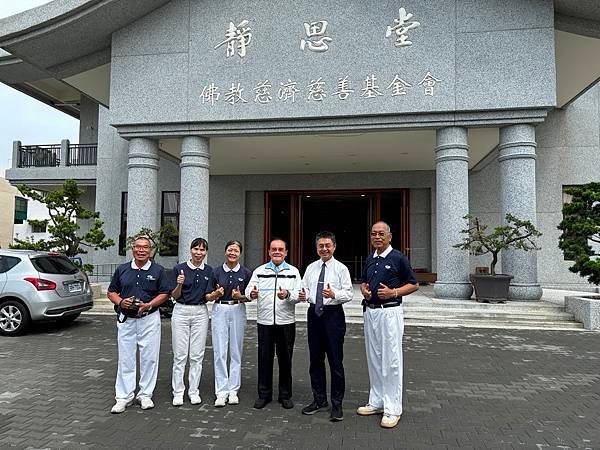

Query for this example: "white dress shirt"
[301,256,353,306]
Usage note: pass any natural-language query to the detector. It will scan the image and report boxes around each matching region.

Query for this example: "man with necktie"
[299,231,353,422]
[357,221,418,428]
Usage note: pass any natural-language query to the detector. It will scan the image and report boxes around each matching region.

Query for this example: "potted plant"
[454,213,541,303]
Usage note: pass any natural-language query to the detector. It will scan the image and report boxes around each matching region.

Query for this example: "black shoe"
[253,397,271,409]
[280,398,294,409]
[329,405,343,422]
[302,400,329,415]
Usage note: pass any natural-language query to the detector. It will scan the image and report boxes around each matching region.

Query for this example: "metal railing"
[18,144,61,167]
[88,263,120,283]
[68,144,97,166]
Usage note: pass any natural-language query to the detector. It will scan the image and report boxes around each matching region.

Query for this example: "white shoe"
[214,396,227,407]
[356,404,384,416]
[189,394,202,405]
[172,395,184,407]
[228,393,239,405]
[380,414,401,428]
[138,397,154,410]
[110,399,132,414]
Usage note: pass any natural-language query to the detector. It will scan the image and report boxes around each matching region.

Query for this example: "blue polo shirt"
[209,264,252,301]
[361,247,417,305]
[171,261,213,305]
[108,260,171,303]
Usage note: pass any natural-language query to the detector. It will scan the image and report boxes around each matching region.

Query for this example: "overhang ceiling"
[158,128,499,175]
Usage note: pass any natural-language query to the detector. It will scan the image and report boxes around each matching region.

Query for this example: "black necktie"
[315,262,326,317]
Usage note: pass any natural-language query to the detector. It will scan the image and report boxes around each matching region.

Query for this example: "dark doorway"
[265,189,410,281]
[301,194,370,280]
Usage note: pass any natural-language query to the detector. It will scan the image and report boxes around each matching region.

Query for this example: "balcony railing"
[68,144,97,166]
[18,144,61,167]
[15,141,97,168]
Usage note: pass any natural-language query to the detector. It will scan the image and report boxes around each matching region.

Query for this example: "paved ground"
[1,316,599,449]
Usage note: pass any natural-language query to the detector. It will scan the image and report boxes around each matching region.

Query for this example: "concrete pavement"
[0,315,599,449]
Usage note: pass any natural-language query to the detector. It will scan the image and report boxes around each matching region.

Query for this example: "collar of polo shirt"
[373,245,393,259]
[266,260,290,272]
[131,260,151,270]
[222,263,241,272]
[187,260,205,270]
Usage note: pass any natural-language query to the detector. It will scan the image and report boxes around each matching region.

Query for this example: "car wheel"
[0,300,30,337]
[56,313,80,327]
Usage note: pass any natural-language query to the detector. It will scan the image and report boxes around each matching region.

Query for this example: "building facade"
[1,0,599,296]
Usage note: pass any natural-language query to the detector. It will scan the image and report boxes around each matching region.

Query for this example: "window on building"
[118,192,127,256]
[31,222,47,233]
[14,197,28,224]
[160,191,180,256]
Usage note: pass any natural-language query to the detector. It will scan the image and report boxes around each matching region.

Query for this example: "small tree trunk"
[490,252,499,275]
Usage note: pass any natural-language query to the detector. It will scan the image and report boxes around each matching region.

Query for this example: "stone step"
[89,281,587,331]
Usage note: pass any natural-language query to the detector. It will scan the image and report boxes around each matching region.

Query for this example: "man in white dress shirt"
[299,231,353,422]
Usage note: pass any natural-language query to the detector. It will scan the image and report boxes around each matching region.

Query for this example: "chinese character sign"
[300,20,332,52]
[386,7,420,47]
[418,72,441,96]
[215,20,252,58]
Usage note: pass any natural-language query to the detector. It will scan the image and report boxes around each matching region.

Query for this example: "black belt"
[362,300,402,312]
[216,300,242,305]
[175,300,206,305]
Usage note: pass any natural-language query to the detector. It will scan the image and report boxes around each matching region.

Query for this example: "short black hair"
[315,231,336,245]
[190,237,208,250]
[225,240,243,253]
[269,237,287,250]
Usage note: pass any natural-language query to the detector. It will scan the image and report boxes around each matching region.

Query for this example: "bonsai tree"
[10,179,114,272]
[125,223,179,259]
[558,182,600,285]
[454,213,542,275]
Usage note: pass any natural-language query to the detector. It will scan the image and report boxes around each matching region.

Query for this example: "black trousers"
[307,304,346,407]
[257,322,296,401]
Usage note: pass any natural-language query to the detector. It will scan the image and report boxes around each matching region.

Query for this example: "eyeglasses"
[133,245,151,250]
[370,231,388,237]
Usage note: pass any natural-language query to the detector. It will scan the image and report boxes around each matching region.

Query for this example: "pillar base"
[433,281,474,300]
[508,283,543,301]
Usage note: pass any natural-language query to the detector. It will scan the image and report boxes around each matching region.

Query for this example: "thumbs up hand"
[298,287,307,302]
[176,270,185,285]
[277,285,288,299]
[250,284,259,300]
[323,282,335,299]
[232,286,244,301]
[214,283,225,299]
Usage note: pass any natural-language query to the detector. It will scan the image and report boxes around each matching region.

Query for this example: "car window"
[31,255,79,275]
[0,256,21,274]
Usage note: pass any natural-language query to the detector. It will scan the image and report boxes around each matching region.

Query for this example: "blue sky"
[0,1,79,174]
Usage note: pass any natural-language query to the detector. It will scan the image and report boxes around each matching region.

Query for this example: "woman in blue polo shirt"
[206,240,252,407]
[170,237,213,407]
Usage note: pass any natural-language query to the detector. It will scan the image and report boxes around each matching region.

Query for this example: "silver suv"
[0,250,93,336]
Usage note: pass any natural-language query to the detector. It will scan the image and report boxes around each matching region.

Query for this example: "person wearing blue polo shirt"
[107,236,171,414]
[206,240,252,407]
[357,221,419,429]
[170,237,213,407]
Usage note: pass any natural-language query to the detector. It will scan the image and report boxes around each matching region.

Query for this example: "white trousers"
[115,311,161,401]
[363,306,404,416]
[171,303,209,398]
[211,303,247,398]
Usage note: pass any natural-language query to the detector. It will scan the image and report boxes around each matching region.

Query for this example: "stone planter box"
[565,295,600,330]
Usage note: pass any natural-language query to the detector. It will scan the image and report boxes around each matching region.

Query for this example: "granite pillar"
[127,137,159,238]
[433,126,473,300]
[178,136,210,258]
[498,124,543,301]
